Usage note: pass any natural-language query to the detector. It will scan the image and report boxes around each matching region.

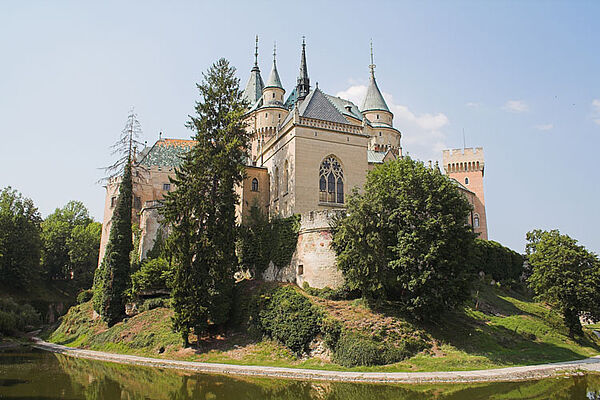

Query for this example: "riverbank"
[32,337,600,384]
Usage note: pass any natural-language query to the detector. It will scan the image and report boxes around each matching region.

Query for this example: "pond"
[1,347,599,399]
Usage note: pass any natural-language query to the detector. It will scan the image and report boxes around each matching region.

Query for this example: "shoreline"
[31,338,600,384]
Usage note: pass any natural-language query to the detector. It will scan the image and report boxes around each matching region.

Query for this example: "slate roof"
[264,60,283,89]
[284,87,298,109]
[297,88,348,124]
[325,95,364,121]
[361,72,391,113]
[367,150,387,164]
[137,139,195,168]
[242,66,264,106]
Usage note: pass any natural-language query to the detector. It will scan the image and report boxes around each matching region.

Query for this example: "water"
[1,347,599,399]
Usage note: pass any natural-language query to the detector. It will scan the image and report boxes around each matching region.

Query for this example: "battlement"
[442,147,485,174]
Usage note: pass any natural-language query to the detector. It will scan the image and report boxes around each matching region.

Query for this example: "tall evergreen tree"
[93,109,142,325]
[162,58,249,345]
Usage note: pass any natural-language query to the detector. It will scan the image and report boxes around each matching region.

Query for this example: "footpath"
[32,338,600,384]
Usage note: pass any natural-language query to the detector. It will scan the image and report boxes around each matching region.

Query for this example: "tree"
[526,229,600,336]
[68,221,101,288]
[161,58,249,345]
[331,157,476,318]
[0,187,42,288]
[93,109,142,325]
[41,201,93,280]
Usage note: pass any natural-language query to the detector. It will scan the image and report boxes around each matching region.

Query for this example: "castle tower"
[242,35,264,106]
[442,147,488,240]
[296,37,310,101]
[262,43,286,107]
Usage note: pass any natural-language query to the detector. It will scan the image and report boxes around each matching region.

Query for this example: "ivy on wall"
[237,205,300,276]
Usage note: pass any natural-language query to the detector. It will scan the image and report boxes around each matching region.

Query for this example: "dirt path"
[32,338,600,384]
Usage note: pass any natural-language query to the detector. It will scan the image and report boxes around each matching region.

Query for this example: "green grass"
[47,283,600,372]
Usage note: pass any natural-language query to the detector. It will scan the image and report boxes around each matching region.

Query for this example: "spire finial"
[302,35,306,46]
[273,41,276,63]
[369,39,376,77]
[297,36,310,101]
[254,35,259,67]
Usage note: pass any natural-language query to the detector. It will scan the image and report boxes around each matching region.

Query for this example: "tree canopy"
[161,58,250,345]
[526,229,600,336]
[331,157,476,318]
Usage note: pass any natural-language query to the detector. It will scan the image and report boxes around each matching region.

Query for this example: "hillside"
[46,281,600,372]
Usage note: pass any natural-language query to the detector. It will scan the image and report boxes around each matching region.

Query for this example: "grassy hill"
[46,281,600,372]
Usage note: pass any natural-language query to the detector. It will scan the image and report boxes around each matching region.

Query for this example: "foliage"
[331,331,420,367]
[139,297,170,312]
[0,297,41,335]
[237,205,300,276]
[130,257,174,295]
[321,316,342,349]
[77,289,94,304]
[526,229,600,336]
[332,157,476,319]
[161,58,250,345]
[255,286,323,354]
[302,282,360,301]
[0,187,42,288]
[471,239,524,282]
[102,108,145,181]
[41,201,100,287]
[145,229,167,260]
[93,162,134,326]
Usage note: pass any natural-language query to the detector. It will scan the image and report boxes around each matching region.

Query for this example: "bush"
[77,289,93,304]
[332,331,424,367]
[0,297,41,334]
[256,286,323,354]
[322,316,342,349]
[302,282,360,301]
[471,239,524,282]
[139,297,170,312]
[130,257,174,296]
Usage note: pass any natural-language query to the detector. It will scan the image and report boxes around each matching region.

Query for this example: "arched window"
[283,160,289,194]
[465,177,469,185]
[474,214,480,228]
[251,178,259,192]
[319,155,344,204]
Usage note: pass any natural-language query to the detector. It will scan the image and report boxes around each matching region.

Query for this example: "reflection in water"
[0,348,599,399]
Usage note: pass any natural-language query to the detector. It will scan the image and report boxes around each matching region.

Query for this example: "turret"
[360,42,393,127]
[262,43,285,106]
[242,35,264,107]
[296,37,310,102]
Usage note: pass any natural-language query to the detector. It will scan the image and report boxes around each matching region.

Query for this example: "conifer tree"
[93,109,143,325]
[162,58,249,346]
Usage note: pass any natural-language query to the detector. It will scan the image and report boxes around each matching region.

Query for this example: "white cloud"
[466,102,480,108]
[594,119,600,126]
[592,100,600,125]
[535,123,553,131]
[503,100,529,113]
[336,85,450,162]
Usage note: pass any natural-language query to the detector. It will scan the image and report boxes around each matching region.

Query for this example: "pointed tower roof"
[242,35,265,106]
[264,42,283,89]
[360,41,391,113]
[296,37,310,101]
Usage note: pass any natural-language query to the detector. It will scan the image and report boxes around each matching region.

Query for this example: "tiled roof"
[137,138,195,168]
[297,88,348,124]
[283,87,298,109]
[367,150,387,164]
[325,95,364,121]
[361,73,390,113]
[242,66,264,106]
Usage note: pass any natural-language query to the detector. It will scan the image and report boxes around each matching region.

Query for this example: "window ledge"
[318,202,346,208]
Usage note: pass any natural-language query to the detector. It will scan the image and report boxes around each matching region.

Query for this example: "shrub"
[321,316,342,349]
[471,239,524,282]
[130,257,174,296]
[256,286,323,354]
[302,282,360,301]
[77,289,94,304]
[139,297,170,312]
[332,331,424,367]
[0,297,41,334]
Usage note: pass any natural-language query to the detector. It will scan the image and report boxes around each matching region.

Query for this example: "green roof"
[137,139,195,168]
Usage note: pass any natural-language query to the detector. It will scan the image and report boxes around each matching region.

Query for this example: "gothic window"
[465,177,469,185]
[251,178,259,192]
[474,214,480,228]
[319,155,344,204]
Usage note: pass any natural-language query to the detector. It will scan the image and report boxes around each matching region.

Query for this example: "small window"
[110,196,116,208]
[377,114,380,119]
[474,214,480,228]
[134,196,141,209]
[163,183,171,191]
[265,113,268,119]
[298,264,304,275]
[465,177,469,185]
[379,132,382,137]
[251,178,259,192]
[272,92,275,98]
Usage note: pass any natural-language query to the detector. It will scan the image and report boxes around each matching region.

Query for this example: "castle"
[99,38,488,289]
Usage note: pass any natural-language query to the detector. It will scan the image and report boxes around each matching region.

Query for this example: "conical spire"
[242,35,265,106]
[360,41,390,113]
[264,42,283,89]
[296,36,310,101]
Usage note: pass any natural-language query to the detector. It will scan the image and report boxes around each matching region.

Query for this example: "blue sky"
[1,1,598,254]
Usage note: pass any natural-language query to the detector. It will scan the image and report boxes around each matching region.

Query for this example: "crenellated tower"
[442,147,488,240]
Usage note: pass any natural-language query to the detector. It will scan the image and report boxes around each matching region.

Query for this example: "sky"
[1,0,598,254]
